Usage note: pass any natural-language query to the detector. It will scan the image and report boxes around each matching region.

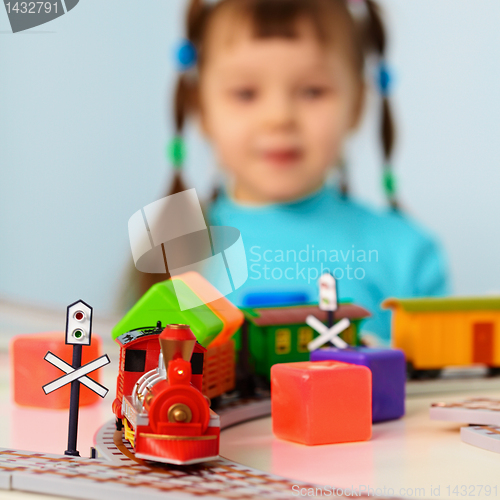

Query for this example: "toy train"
[111,272,500,467]
[109,272,373,464]
[383,296,500,378]
[111,272,371,394]
[112,322,220,465]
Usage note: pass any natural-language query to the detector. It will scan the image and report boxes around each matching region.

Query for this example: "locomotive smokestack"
[159,324,196,369]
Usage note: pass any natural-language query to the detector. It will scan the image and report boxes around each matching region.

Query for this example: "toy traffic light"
[319,272,338,312]
[65,300,93,346]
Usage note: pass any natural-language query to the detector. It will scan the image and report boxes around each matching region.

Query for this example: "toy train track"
[0,449,396,500]
[0,401,400,500]
[0,441,406,500]
[0,398,328,500]
[0,398,404,499]
[0,447,320,500]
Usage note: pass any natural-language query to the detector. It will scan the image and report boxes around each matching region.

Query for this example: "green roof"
[111,279,222,347]
[382,296,500,313]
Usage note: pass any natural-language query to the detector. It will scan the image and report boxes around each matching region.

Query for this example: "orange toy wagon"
[383,296,500,378]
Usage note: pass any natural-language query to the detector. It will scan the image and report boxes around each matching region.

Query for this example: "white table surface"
[2,299,500,499]
[220,389,500,499]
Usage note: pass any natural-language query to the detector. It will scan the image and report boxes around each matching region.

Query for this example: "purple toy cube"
[310,347,405,422]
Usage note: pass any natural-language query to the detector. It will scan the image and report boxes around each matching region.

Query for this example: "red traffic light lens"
[74,311,85,321]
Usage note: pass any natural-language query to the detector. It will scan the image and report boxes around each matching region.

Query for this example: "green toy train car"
[237,303,371,380]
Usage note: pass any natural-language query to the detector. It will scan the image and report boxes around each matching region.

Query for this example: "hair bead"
[377,61,392,96]
[382,165,396,197]
[167,136,186,168]
[174,39,197,71]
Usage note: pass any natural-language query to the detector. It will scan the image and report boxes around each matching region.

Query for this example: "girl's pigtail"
[338,157,349,199]
[136,0,206,297]
[188,0,221,205]
[380,96,397,209]
[166,0,208,199]
[136,73,192,296]
[139,73,193,295]
[364,0,399,211]
[187,0,206,43]
[167,73,191,196]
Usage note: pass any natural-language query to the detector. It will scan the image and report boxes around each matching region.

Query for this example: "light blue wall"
[348,0,500,297]
[1,0,500,313]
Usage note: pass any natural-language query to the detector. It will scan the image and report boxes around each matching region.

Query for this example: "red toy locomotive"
[112,322,220,465]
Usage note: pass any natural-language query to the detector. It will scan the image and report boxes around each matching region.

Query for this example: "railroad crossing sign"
[42,300,110,457]
[306,315,351,351]
[42,352,110,397]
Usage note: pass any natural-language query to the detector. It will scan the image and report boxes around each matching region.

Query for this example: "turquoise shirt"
[208,184,449,345]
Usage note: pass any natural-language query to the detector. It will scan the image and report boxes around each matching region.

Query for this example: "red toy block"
[11,332,103,409]
[271,361,372,445]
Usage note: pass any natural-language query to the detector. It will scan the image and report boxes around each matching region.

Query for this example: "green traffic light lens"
[73,329,83,339]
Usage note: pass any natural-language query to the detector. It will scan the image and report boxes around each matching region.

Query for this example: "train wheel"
[487,367,500,377]
[413,369,441,380]
[209,396,221,410]
[407,363,441,380]
[236,374,256,398]
[424,369,442,379]
[406,362,415,380]
[115,418,123,431]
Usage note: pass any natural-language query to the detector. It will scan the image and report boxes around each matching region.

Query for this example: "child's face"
[198,19,363,203]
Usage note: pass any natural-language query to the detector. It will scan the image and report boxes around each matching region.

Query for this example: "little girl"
[147,0,448,345]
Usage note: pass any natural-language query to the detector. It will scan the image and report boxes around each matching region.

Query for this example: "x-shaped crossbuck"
[306,316,351,351]
[42,352,110,398]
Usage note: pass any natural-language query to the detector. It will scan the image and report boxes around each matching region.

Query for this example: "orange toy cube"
[11,332,103,409]
[175,272,244,347]
[271,361,372,445]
